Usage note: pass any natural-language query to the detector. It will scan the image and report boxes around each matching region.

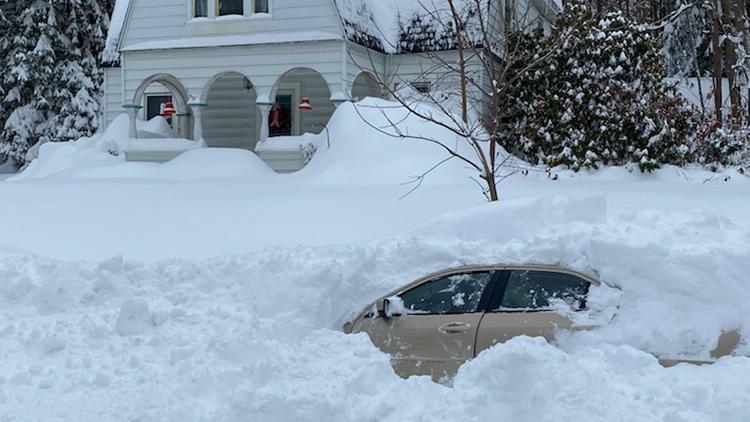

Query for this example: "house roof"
[333,0,490,53]
[103,0,130,63]
[104,0,560,61]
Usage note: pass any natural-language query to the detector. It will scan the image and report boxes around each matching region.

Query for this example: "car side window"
[400,272,492,315]
[498,270,590,311]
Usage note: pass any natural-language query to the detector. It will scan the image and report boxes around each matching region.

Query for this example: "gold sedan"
[345,264,740,381]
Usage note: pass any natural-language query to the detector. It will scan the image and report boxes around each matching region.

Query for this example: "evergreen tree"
[501,1,701,172]
[0,0,113,166]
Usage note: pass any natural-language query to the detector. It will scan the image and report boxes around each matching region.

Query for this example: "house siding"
[120,0,343,50]
[121,39,345,106]
[203,73,259,150]
[103,67,124,126]
[387,51,484,100]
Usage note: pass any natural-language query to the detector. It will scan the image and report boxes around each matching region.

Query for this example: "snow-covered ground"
[1,100,749,421]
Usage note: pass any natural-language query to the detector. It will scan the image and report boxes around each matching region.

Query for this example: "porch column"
[257,102,272,144]
[188,101,207,142]
[122,104,143,139]
[175,113,190,139]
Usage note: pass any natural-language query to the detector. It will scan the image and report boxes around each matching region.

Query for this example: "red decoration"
[161,101,176,117]
[299,98,312,111]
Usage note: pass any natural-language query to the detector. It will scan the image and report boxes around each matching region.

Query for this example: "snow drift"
[13,98,484,188]
[0,196,748,421]
[296,98,480,186]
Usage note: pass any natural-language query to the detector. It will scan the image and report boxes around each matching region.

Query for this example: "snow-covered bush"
[694,124,750,170]
[501,1,701,172]
[0,1,114,166]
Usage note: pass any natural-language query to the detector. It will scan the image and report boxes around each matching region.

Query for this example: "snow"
[670,77,732,114]
[1,99,749,420]
[120,32,342,52]
[125,139,201,152]
[137,115,176,138]
[335,0,488,53]
[255,132,320,152]
[103,0,131,63]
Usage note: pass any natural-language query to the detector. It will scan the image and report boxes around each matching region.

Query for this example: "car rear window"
[497,270,590,311]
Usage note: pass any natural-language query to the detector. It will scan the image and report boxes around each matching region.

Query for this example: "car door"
[359,270,497,381]
[476,268,594,355]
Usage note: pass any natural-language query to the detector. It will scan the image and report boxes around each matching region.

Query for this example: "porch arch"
[351,71,383,101]
[201,71,260,150]
[268,67,335,137]
[131,73,192,138]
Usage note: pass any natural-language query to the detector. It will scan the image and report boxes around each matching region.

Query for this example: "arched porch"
[130,74,192,139]
[201,71,260,150]
[352,71,383,101]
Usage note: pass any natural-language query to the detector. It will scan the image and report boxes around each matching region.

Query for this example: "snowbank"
[296,98,480,186]
[9,115,275,181]
[44,148,275,181]
[12,100,482,188]
[0,196,748,420]
[9,115,131,181]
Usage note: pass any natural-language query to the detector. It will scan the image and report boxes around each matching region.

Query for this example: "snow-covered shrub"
[501,1,700,172]
[694,124,750,170]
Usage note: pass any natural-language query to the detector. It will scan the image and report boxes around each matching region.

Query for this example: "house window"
[218,0,243,16]
[145,94,173,121]
[254,0,269,13]
[194,0,208,17]
[410,81,431,95]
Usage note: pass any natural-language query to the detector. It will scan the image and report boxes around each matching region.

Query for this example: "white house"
[103,0,559,172]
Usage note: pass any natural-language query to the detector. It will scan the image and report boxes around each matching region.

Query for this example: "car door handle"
[439,322,471,334]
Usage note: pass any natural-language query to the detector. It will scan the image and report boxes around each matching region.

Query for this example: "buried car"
[344,264,741,381]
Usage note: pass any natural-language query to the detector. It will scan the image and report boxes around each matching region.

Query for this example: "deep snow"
[1,99,749,421]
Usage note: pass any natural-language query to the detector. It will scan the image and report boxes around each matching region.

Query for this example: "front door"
[269,85,300,137]
[359,271,495,381]
[476,269,593,354]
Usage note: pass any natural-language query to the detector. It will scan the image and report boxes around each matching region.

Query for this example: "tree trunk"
[448,0,468,124]
[721,0,742,122]
[733,0,749,123]
[712,0,724,123]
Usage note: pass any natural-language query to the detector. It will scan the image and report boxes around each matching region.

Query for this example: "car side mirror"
[382,296,405,318]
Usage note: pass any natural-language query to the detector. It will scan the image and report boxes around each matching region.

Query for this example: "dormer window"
[194,0,208,17]
[191,0,271,19]
[218,0,243,16]
[254,0,269,13]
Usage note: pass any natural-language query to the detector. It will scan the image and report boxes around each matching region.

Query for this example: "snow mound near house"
[298,98,483,186]
[10,114,274,181]
[1,196,749,420]
[10,115,131,181]
[59,149,275,181]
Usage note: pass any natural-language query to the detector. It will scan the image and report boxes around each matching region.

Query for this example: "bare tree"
[348,0,565,202]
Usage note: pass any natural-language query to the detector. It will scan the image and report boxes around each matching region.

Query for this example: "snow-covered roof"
[333,0,489,53]
[104,0,560,61]
[103,0,130,63]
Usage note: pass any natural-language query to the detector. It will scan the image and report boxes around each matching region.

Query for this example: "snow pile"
[32,148,275,181]
[10,115,269,181]
[13,99,481,187]
[0,196,748,420]
[297,98,480,186]
[137,115,176,138]
[10,115,131,181]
